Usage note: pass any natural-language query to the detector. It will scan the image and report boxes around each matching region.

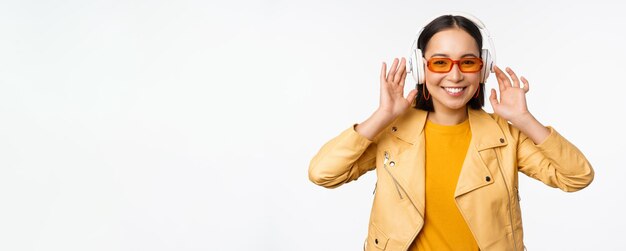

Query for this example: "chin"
[436,98,472,111]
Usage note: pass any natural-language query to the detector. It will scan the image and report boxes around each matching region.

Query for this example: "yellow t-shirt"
[409,118,479,251]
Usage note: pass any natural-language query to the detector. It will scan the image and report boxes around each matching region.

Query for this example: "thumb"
[489,88,498,108]
[406,88,418,104]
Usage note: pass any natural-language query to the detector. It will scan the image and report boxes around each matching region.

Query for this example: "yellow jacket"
[308,108,594,251]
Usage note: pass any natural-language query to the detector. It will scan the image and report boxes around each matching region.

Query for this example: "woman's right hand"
[377,57,418,119]
[354,58,418,141]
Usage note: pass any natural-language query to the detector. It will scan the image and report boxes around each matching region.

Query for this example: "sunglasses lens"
[459,58,483,72]
[428,58,452,72]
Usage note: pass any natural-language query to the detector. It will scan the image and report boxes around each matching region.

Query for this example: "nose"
[447,63,463,82]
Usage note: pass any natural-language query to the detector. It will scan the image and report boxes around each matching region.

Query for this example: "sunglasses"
[426,57,484,73]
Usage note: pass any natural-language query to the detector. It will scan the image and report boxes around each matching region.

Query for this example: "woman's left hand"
[489,65,532,125]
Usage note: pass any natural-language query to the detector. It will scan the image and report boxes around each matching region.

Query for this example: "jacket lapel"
[384,108,427,217]
[454,108,508,197]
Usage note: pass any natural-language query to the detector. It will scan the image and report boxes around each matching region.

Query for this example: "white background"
[1,0,624,250]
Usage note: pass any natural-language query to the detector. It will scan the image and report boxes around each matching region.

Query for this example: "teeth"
[444,87,464,94]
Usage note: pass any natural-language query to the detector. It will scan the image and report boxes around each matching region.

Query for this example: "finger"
[394,58,406,85]
[493,65,508,92]
[495,65,512,87]
[506,67,520,88]
[387,58,399,82]
[380,62,387,84]
[521,76,530,93]
[399,64,408,88]
[489,88,499,108]
[406,88,418,104]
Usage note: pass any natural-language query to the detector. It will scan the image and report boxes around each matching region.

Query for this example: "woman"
[308,13,594,251]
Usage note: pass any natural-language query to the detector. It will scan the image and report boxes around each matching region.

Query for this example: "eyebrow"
[430,53,479,58]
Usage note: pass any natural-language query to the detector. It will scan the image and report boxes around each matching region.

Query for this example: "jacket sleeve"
[516,126,594,192]
[308,123,379,189]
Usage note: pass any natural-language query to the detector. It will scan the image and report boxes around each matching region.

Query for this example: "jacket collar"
[388,107,507,150]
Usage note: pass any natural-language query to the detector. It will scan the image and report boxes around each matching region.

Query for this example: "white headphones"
[407,12,497,85]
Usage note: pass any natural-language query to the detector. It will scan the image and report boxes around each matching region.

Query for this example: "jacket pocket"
[366,222,389,250]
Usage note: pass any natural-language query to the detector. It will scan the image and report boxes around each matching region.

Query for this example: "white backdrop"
[1,0,624,250]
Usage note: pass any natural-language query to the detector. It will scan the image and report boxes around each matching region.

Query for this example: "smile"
[442,86,466,96]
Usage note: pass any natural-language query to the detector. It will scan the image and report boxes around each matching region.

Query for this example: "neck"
[428,105,468,125]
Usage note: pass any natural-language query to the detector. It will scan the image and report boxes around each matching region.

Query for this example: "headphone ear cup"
[408,36,425,85]
[415,49,425,84]
[408,50,416,83]
[480,48,492,83]
[407,48,424,84]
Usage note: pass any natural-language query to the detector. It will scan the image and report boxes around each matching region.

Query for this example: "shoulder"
[486,111,509,128]
[470,109,507,125]
[471,109,522,140]
[484,110,527,144]
[374,108,427,145]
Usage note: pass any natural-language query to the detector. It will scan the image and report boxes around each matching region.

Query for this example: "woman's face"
[423,28,482,113]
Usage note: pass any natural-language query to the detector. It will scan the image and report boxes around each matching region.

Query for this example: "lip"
[441,86,467,97]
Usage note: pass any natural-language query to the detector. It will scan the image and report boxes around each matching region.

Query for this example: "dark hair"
[414,15,485,111]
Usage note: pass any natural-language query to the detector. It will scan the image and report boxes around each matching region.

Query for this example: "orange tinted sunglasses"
[426,57,483,73]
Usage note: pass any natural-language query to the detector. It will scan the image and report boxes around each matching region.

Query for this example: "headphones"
[407,12,497,85]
